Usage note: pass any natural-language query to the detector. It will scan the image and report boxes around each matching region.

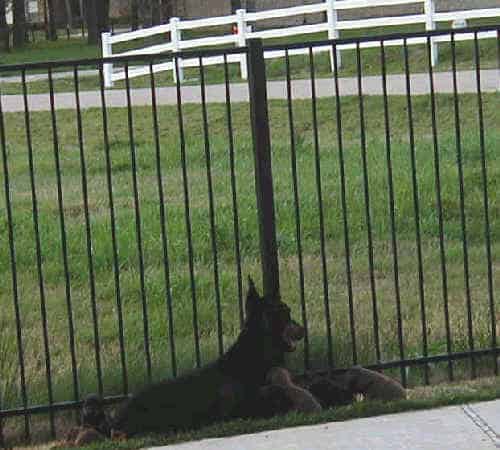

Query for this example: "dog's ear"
[245,276,261,317]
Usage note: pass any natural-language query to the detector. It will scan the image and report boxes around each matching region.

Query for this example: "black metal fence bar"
[380,41,406,387]
[0,394,129,419]
[422,37,453,382]
[223,53,244,329]
[73,66,101,402]
[98,64,129,395]
[149,62,178,377]
[46,67,68,436]
[474,32,498,377]
[199,57,224,356]
[20,70,41,440]
[331,42,357,367]
[405,42,429,385]
[124,64,153,383]
[355,42,381,364]
[0,83,31,441]
[284,49,309,370]
[309,47,332,372]
[174,55,201,368]
[450,32,475,379]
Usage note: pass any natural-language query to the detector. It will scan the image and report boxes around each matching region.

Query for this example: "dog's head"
[245,277,305,354]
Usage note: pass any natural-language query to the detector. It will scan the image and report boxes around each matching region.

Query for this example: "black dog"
[111,278,305,437]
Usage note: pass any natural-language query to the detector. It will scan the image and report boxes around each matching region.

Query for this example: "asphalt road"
[1,69,498,113]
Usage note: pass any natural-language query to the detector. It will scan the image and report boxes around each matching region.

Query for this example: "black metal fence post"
[247,39,280,302]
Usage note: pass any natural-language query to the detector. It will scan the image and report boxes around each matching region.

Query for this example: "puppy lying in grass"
[262,367,322,414]
[52,395,111,448]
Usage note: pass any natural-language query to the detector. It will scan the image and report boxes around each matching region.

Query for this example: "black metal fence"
[0,25,499,445]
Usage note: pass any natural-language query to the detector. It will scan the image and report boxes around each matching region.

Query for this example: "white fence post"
[326,0,341,71]
[236,9,248,80]
[170,17,184,83]
[101,32,114,88]
[424,0,438,66]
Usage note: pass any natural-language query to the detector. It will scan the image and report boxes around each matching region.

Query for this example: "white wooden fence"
[101,0,500,87]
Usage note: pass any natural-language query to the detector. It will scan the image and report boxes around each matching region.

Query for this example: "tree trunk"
[85,0,98,44]
[64,0,73,29]
[0,0,9,51]
[151,0,161,25]
[13,0,26,48]
[78,0,85,34]
[139,0,151,27]
[46,0,58,40]
[131,0,139,30]
[97,0,109,33]
[83,0,109,44]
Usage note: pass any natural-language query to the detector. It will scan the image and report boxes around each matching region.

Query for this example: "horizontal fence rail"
[101,0,500,86]
[0,25,499,447]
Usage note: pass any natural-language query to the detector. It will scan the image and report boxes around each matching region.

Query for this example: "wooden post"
[170,17,184,83]
[424,0,438,66]
[326,0,341,71]
[236,9,248,79]
[101,31,113,88]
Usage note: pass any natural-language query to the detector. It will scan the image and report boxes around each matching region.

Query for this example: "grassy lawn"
[0,87,498,430]
[0,19,498,94]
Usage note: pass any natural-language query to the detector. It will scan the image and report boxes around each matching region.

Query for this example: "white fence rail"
[102,0,500,87]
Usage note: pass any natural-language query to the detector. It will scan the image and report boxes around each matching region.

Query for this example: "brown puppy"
[81,394,111,437]
[340,366,406,401]
[264,367,322,414]
[307,377,354,408]
[51,395,110,448]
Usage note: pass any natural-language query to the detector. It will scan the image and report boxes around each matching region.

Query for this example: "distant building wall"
[110,0,129,19]
[182,0,231,18]
[108,0,500,23]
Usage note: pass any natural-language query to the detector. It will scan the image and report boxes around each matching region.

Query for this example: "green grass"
[0,18,498,94]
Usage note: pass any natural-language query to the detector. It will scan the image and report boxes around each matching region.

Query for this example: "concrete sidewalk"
[1,69,498,113]
[150,400,500,450]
